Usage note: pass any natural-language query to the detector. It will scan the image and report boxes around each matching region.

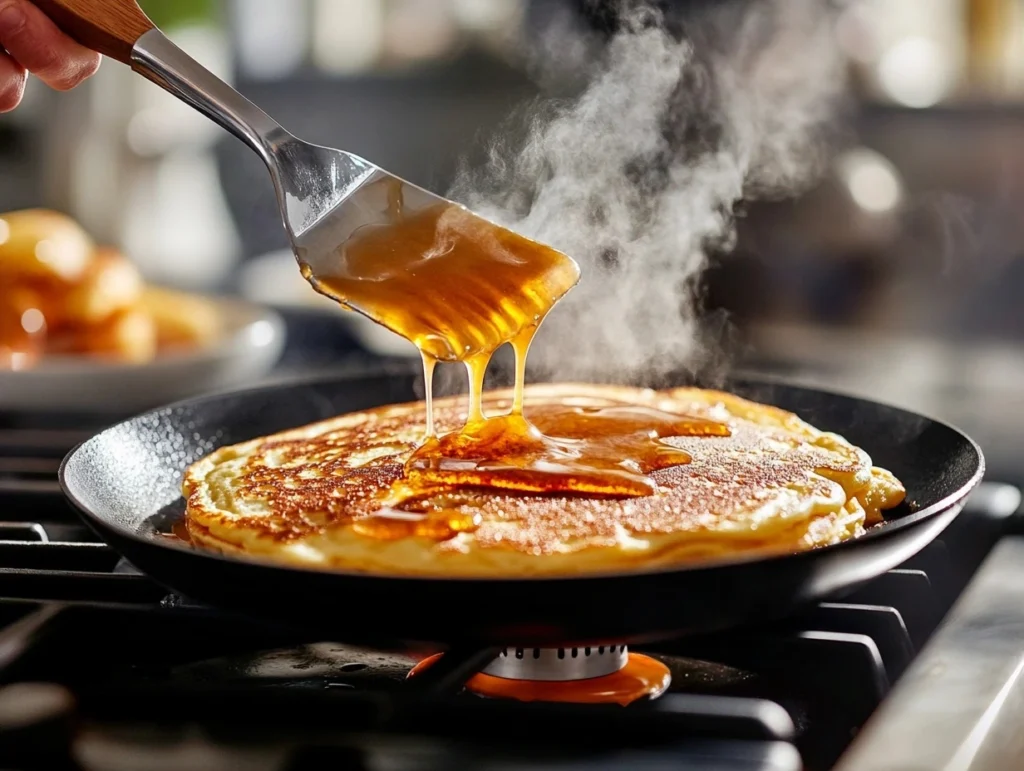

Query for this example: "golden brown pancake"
[181,384,905,577]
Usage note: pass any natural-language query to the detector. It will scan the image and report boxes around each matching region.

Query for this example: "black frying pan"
[59,373,983,648]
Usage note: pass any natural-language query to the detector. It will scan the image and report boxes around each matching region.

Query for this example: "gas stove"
[1,408,1022,770]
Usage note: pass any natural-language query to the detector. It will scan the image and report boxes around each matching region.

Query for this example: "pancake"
[181,384,905,577]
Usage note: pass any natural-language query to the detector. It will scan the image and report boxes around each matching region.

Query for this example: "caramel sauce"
[352,507,482,541]
[304,185,732,537]
[406,406,728,497]
[313,200,580,363]
[408,652,671,706]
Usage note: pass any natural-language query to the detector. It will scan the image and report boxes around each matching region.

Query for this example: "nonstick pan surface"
[60,374,984,648]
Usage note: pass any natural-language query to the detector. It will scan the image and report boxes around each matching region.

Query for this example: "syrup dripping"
[421,352,436,438]
[308,181,731,538]
[312,187,579,363]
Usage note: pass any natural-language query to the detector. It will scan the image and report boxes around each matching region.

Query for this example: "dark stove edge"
[834,535,1024,770]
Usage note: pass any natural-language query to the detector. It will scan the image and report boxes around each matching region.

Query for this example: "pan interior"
[61,374,982,560]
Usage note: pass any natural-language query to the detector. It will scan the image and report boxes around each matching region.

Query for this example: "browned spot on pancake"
[197,389,867,553]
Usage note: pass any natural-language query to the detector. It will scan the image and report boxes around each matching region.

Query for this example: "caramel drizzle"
[299,181,732,541]
[421,352,436,438]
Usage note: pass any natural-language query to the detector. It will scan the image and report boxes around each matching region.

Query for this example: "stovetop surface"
[1,382,1021,771]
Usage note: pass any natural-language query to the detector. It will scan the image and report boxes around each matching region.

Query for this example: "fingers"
[0,0,100,92]
[0,50,26,112]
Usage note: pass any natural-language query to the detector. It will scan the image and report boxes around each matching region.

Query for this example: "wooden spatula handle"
[31,0,155,64]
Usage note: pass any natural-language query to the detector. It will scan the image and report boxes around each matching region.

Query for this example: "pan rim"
[58,372,986,584]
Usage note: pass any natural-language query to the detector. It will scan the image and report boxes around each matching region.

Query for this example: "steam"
[448,0,845,385]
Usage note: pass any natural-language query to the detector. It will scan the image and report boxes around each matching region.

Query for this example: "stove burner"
[408,645,671,705]
[484,645,629,681]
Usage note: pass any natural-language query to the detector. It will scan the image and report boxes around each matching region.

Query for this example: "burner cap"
[483,645,628,681]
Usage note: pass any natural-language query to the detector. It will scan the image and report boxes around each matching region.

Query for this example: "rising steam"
[449,0,845,385]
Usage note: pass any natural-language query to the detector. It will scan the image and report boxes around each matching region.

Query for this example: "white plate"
[0,297,286,413]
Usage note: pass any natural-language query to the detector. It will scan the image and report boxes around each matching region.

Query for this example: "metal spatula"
[34,0,578,357]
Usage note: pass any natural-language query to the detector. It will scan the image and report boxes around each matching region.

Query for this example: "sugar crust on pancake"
[181,384,906,577]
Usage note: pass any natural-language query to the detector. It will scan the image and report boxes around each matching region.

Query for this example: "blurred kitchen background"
[3,0,1024,481]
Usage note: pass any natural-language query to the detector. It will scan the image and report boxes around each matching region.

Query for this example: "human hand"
[0,0,100,112]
